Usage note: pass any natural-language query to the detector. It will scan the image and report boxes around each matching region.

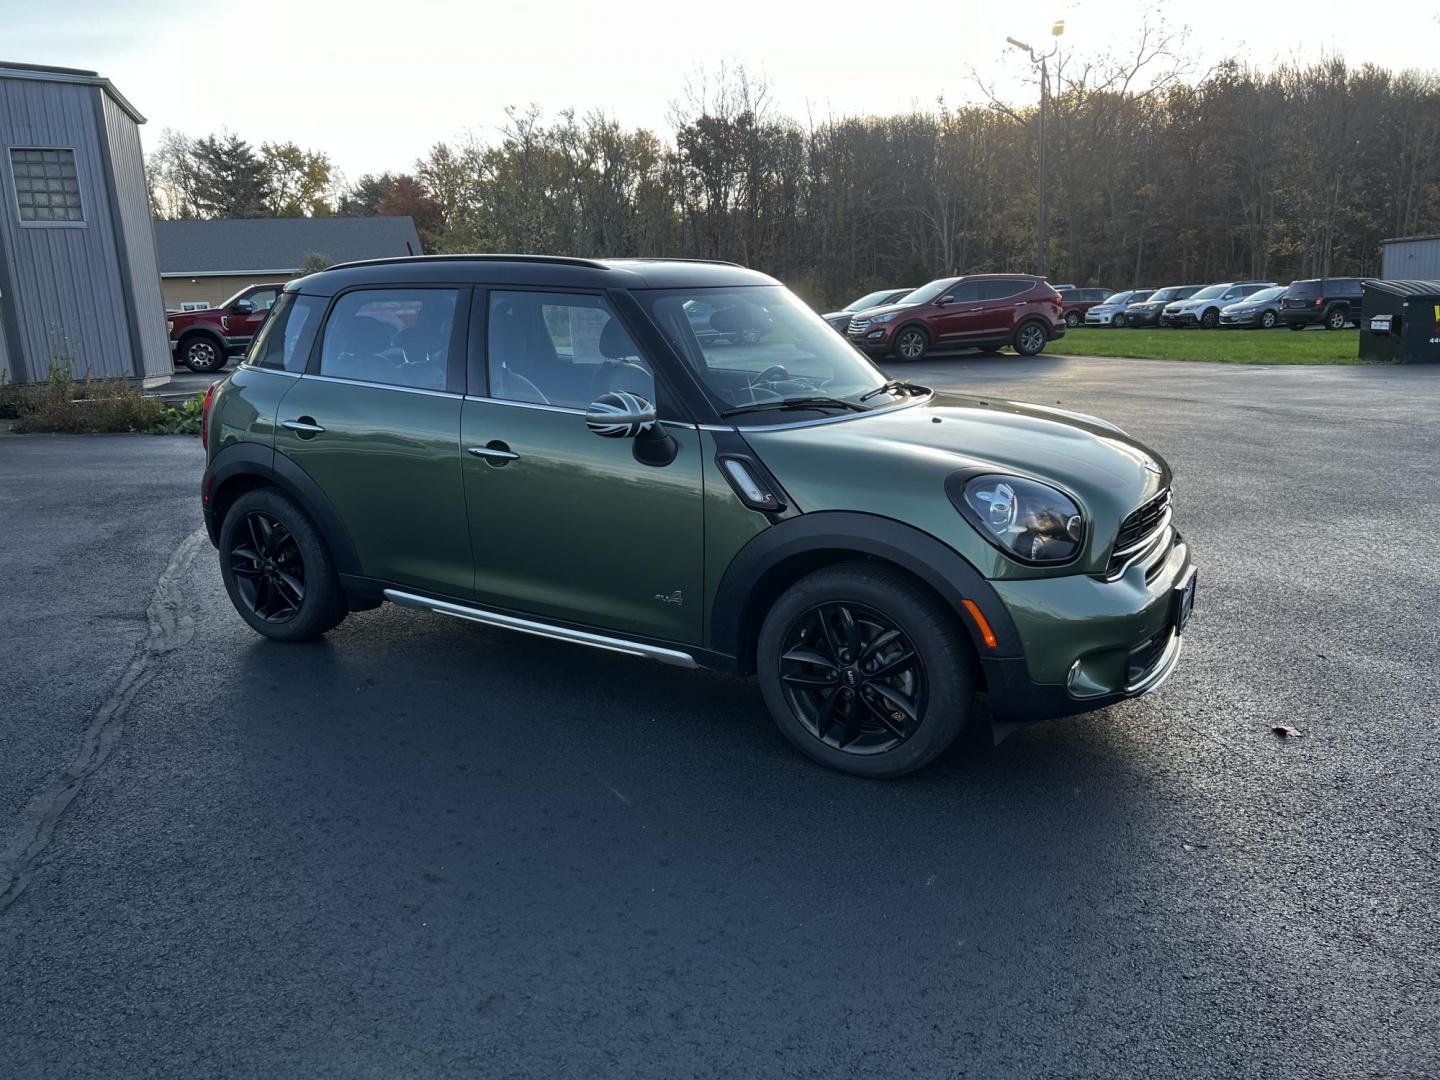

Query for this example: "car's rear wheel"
[1064,311,1081,328]
[892,326,929,361]
[1325,307,1348,330]
[1260,310,1277,329]
[757,563,975,778]
[219,488,348,642]
[180,335,226,373]
[1013,320,1049,356]
[1200,308,1220,329]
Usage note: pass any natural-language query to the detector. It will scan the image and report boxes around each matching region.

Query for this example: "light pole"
[1007,20,1065,279]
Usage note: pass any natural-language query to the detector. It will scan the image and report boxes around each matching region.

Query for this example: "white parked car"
[1084,288,1158,328]
[1160,282,1277,329]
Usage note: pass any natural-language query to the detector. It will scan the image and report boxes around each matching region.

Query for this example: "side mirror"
[232,299,256,314]
[585,391,656,438]
[935,295,953,307]
[585,391,676,467]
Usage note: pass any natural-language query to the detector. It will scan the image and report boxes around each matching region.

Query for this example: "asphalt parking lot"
[3,355,1438,1078]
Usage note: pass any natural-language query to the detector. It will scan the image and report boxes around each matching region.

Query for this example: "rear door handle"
[281,418,325,435]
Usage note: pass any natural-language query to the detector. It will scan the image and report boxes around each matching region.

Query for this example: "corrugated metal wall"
[0,76,134,381]
[1382,239,1440,281]
[101,92,169,382]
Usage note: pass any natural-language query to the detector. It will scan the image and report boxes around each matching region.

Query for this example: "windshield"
[1104,291,1133,306]
[1145,288,1179,303]
[844,289,900,312]
[637,286,899,414]
[1189,285,1227,301]
[1245,287,1285,303]
[896,278,959,306]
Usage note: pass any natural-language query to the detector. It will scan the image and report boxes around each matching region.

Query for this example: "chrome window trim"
[301,372,460,399]
[383,589,698,669]
[236,363,301,378]
[464,395,585,416]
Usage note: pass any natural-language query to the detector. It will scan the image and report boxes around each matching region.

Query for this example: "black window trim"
[8,145,87,228]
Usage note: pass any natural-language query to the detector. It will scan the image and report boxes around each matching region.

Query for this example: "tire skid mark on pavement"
[0,527,207,914]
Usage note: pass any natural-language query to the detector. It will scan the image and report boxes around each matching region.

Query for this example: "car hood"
[850,302,916,319]
[742,394,1170,575]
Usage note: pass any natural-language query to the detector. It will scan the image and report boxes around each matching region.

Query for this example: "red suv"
[845,275,1066,360]
[167,283,284,372]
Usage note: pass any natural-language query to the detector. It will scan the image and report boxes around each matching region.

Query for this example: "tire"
[1325,307,1348,330]
[1064,311,1081,328]
[1259,310,1277,329]
[218,488,348,642]
[1113,313,1126,328]
[892,326,929,361]
[1013,320,1049,356]
[1200,308,1220,329]
[757,562,975,778]
[180,334,226,373]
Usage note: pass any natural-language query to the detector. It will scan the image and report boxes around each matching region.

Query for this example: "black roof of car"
[287,255,780,296]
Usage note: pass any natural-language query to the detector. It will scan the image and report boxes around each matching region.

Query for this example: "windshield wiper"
[722,395,868,418]
[858,380,928,403]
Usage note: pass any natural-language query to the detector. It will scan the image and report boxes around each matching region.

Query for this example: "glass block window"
[10,149,84,223]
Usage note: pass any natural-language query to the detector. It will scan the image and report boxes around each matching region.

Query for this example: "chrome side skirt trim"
[382,589,699,668]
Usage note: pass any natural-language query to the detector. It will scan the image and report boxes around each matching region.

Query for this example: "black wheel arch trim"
[202,441,362,579]
[710,510,1022,674]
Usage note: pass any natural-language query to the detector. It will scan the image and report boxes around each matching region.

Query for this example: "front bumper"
[1219,311,1258,326]
[1124,308,1160,326]
[1160,310,1199,326]
[1084,311,1116,326]
[979,533,1194,723]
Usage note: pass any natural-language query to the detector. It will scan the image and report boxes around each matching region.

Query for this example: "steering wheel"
[749,364,790,387]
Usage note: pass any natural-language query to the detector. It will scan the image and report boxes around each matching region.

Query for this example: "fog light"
[868,330,885,340]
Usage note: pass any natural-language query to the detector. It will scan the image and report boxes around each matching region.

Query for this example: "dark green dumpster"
[1360,279,1440,363]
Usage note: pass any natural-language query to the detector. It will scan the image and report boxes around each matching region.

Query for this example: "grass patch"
[10,364,202,435]
[1055,326,1367,364]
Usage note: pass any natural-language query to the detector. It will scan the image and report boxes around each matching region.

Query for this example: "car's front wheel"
[219,488,348,642]
[892,326,929,361]
[179,335,226,373]
[1200,308,1221,329]
[757,563,975,778]
[1260,310,1277,329]
[1113,313,1126,328]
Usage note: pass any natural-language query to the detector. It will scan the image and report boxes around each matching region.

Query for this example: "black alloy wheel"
[229,510,306,623]
[1200,308,1221,329]
[778,602,927,755]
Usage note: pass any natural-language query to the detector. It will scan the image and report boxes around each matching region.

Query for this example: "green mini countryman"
[201,256,1196,777]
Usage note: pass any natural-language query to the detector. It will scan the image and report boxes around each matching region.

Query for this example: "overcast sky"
[4,0,1438,182]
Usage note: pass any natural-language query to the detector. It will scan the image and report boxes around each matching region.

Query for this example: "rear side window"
[250,293,322,373]
[319,288,460,391]
[981,280,1030,301]
[1286,281,1321,297]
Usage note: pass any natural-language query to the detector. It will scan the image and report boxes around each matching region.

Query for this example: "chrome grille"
[1107,489,1172,578]
[848,316,871,335]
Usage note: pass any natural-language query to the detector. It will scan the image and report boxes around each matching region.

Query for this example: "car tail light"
[201,380,218,449]
[1314,296,1324,307]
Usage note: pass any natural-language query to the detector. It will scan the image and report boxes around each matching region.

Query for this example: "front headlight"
[869,312,898,324]
[960,475,1085,564]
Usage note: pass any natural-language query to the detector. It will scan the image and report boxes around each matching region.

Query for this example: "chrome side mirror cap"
[585,392,657,439]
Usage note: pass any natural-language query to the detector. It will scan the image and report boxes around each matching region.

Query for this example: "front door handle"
[468,442,520,466]
[281,417,325,435]
[967,306,984,312]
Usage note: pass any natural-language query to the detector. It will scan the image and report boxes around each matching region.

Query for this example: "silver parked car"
[1218,286,1287,329]
[820,288,914,332]
[1084,288,1158,328]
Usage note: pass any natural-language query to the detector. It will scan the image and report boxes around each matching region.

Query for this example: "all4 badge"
[654,590,684,606]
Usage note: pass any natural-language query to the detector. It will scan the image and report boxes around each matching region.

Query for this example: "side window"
[981,280,1028,301]
[245,288,279,312]
[945,282,983,303]
[318,288,458,391]
[487,291,653,410]
[250,294,322,373]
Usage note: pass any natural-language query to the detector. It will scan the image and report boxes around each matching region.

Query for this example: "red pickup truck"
[167,283,283,372]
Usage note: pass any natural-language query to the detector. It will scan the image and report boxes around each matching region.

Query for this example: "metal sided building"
[1381,235,1440,282]
[0,62,169,386]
